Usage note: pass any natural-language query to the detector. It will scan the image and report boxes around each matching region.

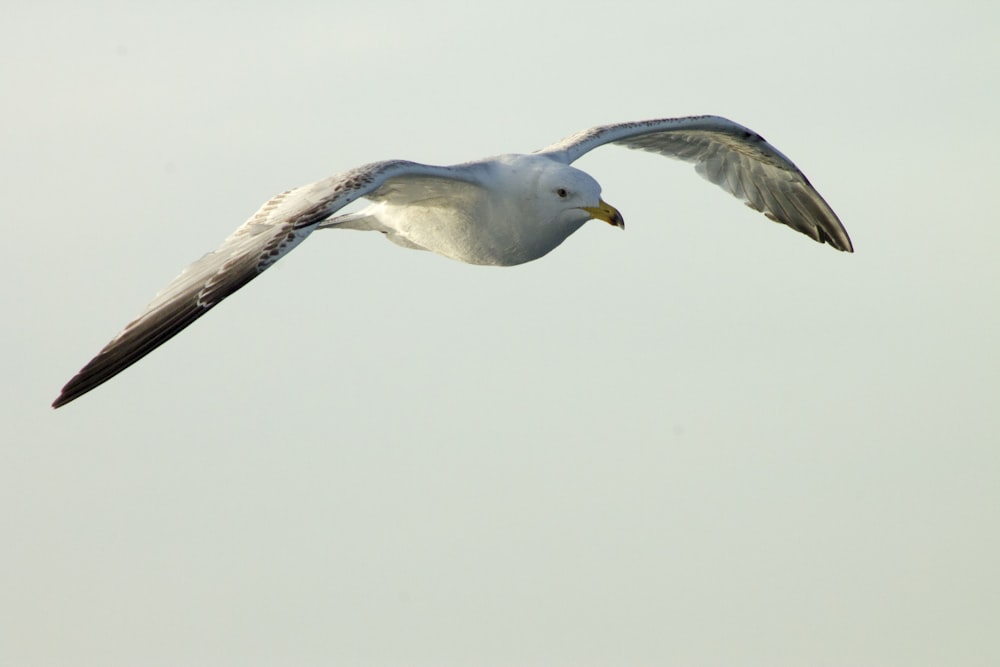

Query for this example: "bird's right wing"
[537,115,852,252]
[52,160,479,408]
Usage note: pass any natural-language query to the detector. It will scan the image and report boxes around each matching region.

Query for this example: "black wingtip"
[51,369,106,409]
[51,378,92,408]
[52,378,83,409]
[817,224,854,253]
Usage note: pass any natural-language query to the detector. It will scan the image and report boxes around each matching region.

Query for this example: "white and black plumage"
[52,115,852,408]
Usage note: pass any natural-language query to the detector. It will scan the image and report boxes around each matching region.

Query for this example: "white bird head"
[532,160,624,230]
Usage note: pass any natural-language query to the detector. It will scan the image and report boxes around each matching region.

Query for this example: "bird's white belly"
[378,203,583,266]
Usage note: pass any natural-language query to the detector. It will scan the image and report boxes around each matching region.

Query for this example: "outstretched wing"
[537,115,852,252]
[52,160,477,408]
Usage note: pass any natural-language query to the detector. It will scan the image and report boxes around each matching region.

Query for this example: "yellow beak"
[581,198,624,229]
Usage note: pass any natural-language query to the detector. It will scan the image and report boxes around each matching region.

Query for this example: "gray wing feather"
[538,115,852,252]
[53,159,469,408]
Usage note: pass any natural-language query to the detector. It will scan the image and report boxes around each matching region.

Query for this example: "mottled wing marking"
[537,116,719,163]
[538,115,852,252]
[52,159,438,408]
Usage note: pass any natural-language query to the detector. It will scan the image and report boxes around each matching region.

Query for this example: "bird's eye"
[556,188,568,198]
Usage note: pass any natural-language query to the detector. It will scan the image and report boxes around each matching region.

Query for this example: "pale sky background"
[3,1,998,665]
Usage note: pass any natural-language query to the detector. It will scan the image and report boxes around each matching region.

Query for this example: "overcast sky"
[3,1,999,665]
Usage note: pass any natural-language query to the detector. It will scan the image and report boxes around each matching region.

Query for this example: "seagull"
[52,115,852,408]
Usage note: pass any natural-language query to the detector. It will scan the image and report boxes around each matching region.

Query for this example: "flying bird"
[52,115,852,408]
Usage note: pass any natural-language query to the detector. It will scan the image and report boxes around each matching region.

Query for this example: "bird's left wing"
[52,159,475,408]
[537,115,852,252]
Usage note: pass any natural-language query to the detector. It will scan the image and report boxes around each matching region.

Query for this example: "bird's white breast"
[374,154,591,266]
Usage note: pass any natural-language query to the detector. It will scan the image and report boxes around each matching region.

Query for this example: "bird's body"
[53,115,852,408]
[320,154,607,265]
